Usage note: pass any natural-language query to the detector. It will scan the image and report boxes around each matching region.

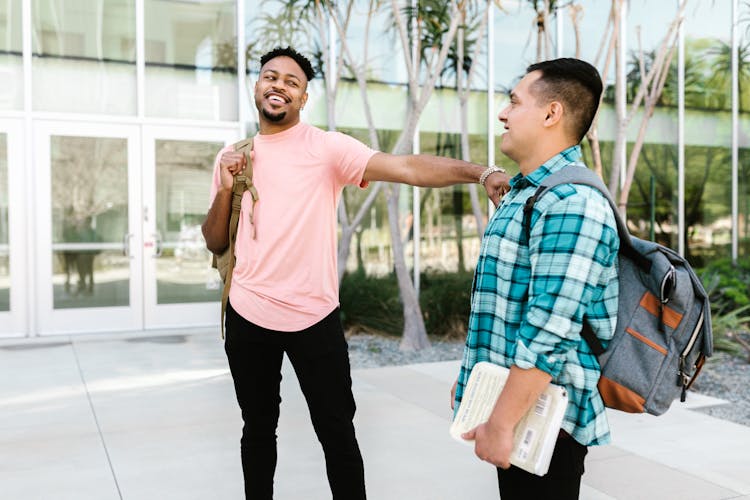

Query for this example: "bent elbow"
[205,239,227,255]
[201,223,224,254]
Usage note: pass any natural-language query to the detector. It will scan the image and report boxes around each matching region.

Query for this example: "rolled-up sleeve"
[513,190,619,377]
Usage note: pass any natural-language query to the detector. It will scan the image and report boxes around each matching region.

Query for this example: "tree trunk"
[453,189,465,272]
[611,0,686,213]
[609,122,628,196]
[460,96,485,234]
[329,3,382,286]
[386,184,430,351]
[385,0,464,350]
[338,224,356,281]
[586,128,604,179]
[457,18,486,236]
[337,182,383,283]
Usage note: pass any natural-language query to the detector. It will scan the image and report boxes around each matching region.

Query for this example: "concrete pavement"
[1,329,748,500]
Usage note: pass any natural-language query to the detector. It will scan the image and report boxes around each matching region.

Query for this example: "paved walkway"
[1,329,748,500]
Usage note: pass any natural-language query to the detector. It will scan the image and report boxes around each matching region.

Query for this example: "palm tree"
[437,1,493,247]
[707,39,750,112]
[706,32,750,256]
[527,0,559,61]
[607,0,688,217]
[382,0,465,350]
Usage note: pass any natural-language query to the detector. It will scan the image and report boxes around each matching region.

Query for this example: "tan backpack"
[211,137,258,337]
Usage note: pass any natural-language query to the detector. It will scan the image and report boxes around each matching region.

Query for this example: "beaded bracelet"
[479,165,506,187]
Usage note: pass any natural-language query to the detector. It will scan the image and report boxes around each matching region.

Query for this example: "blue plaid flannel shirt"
[455,145,619,446]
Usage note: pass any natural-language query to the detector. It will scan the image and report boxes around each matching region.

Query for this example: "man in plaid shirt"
[452,58,620,499]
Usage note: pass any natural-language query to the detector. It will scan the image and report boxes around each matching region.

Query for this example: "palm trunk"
[386,184,429,350]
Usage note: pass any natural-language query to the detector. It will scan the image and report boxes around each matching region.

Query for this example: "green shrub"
[698,258,750,314]
[339,270,403,336]
[697,257,750,356]
[339,270,473,338]
[418,271,473,338]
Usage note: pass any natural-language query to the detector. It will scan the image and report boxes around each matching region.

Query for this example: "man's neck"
[258,118,301,135]
[518,141,578,176]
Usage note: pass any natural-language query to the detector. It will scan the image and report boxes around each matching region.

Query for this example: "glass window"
[154,139,222,304]
[51,136,130,309]
[32,0,136,114]
[574,3,683,256]
[739,2,750,259]
[682,0,732,265]
[740,148,749,259]
[145,0,237,121]
[419,130,487,274]
[341,184,390,277]
[244,0,405,94]
[493,2,537,93]
[339,127,395,277]
[0,0,23,110]
[558,1,612,65]
[0,134,8,311]
[349,3,406,85]
[457,2,490,91]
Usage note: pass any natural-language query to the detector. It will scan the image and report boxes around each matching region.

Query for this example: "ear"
[543,101,563,128]
[301,92,308,110]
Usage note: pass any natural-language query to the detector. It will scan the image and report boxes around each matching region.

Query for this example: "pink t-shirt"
[209,122,376,331]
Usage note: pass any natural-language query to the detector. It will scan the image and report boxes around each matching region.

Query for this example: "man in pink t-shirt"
[202,47,509,500]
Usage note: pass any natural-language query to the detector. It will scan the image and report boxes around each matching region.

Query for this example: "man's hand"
[462,421,514,469]
[483,171,511,207]
[219,150,247,190]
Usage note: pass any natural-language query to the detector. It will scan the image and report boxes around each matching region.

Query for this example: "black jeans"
[224,301,366,500]
[496,432,588,499]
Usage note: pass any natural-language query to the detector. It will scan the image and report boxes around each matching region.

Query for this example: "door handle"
[153,232,163,258]
[123,233,134,258]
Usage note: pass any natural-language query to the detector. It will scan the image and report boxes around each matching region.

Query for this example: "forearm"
[201,188,232,254]
[487,365,552,433]
[404,155,485,187]
[363,152,486,187]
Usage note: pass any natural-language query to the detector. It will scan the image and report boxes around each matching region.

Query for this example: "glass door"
[142,126,236,329]
[0,119,25,336]
[34,121,142,334]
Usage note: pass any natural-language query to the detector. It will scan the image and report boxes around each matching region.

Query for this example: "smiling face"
[254,55,309,132]
[497,71,549,170]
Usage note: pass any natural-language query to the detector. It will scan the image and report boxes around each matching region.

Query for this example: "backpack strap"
[522,165,650,269]
[219,137,256,338]
[232,137,260,238]
[520,164,647,356]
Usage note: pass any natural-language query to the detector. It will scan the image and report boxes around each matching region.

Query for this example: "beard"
[261,108,286,122]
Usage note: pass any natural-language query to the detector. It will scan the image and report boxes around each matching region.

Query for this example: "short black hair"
[525,58,603,142]
[260,46,315,82]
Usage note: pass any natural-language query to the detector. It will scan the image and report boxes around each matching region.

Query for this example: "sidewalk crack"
[71,340,124,500]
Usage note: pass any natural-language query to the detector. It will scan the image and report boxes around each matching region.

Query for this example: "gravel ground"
[690,351,750,426]
[346,332,465,369]
[345,332,750,427]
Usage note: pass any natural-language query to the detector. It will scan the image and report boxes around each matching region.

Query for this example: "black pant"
[224,301,366,500]
[497,432,588,500]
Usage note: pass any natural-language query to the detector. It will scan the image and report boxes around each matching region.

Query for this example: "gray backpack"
[522,165,713,415]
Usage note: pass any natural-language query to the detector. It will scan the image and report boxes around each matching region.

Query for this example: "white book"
[449,361,568,476]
